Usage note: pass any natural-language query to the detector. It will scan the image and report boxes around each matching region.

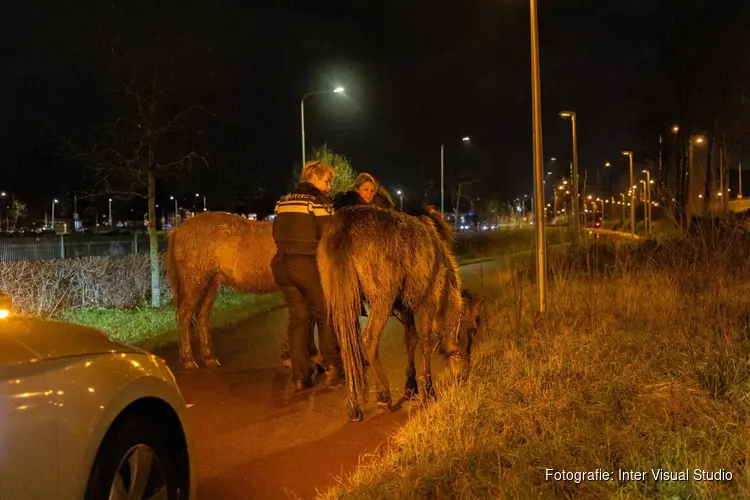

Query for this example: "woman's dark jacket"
[272,182,333,255]
[333,190,367,211]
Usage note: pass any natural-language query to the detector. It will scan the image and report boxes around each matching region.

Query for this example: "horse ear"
[471,293,486,317]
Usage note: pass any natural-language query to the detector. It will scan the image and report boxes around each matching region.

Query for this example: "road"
[154,258,510,500]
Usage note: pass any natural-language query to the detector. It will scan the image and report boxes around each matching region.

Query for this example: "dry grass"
[318,228,750,499]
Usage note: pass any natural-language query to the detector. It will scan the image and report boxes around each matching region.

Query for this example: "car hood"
[0,318,142,365]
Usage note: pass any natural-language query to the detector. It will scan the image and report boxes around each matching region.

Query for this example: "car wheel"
[85,414,185,500]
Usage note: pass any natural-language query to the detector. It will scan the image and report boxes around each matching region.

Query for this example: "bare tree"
[71,74,209,307]
[9,199,27,229]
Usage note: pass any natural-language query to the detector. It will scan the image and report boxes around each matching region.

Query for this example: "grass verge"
[318,235,750,499]
[61,291,285,350]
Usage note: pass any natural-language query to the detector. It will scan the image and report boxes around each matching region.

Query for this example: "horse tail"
[166,228,181,309]
[317,229,368,404]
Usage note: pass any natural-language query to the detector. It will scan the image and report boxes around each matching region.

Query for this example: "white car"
[0,297,196,499]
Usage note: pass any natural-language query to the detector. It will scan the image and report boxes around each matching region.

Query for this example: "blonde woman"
[333,172,379,210]
[272,161,342,390]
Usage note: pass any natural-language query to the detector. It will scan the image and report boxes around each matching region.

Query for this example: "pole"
[530,0,547,314]
[51,201,55,232]
[571,118,580,243]
[440,144,445,214]
[109,199,113,228]
[739,162,743,199]
[203,196,207,212]
[174,198,178,225]
[629,154,635,235]
[301,98,306,171]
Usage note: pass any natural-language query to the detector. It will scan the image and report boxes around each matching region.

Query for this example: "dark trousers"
[271,252,340,382]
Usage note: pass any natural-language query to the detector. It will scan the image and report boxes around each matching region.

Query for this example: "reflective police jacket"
[272,182,334,255]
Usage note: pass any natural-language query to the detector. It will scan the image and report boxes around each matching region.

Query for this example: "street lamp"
[196,193,206,212]
[52,198,59,232]
[441,136,471,215]
[301,86,345,170]
[642,169,652,235]
[622,151,635,235]
[108,198,113,229]
[531,0,548,313]
[396,190,404,211]
[170,196,179,226]
[559,111,580,243]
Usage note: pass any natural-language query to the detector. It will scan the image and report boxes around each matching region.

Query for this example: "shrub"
[0,254,172,315]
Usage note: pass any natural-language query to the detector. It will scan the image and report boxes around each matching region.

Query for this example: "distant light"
[462,136,470,142]
[605,162,611,167]
[53,199,59,203]
[195,193,200,197]
[551,157,557,161]
[559,111,574,118]
[333,87,345,93]
[695,137,704,144]
[547,171,552,175]
[0,192,5,197]
[622,150,633,156]
[671,125,680,134]
[0,309,8,319]
[397,190,402,195]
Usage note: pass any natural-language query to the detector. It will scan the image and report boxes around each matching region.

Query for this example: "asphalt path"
[154,258,511,499]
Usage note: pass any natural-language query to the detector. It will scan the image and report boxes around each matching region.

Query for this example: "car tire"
[85,414,186,500]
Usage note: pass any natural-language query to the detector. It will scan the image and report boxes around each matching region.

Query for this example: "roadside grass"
[61,291,285,350]
[318,232,750,499]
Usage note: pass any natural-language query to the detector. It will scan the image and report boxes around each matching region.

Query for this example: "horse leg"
[415,311,437,401]
[362,300,394,411]
[177,291,200,370]
[403,309,419,399]
[197,277,221,368]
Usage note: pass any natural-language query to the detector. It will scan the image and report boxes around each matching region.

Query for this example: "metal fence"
[0,233,168,261]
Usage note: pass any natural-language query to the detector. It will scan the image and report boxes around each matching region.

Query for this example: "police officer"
[272,161,342,390]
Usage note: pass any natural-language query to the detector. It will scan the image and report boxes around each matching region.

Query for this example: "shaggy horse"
[166,187,396,370]
[166,212,277,369]
[317,205,484,421]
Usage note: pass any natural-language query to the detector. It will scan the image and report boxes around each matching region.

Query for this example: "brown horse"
[317,205,484,421]
[166,212,278,369]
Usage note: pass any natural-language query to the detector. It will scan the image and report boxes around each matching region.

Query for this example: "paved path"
[155,259,510,499]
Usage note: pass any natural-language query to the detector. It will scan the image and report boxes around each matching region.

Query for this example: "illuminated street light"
[559,110,580,242]
[672,125,680,134]
[301,86,346,168]
[396,190,403,211]
[622,150,635,235]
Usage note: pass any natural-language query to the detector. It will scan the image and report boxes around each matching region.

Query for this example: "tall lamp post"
[440,136,471,215]
[642,169,652,235]
[622,151,635,234]
[52,198,59,232]
[170,196,178,226]
[107,198,113,229]
[559,111,580,243]
[530,0,547,313]
[196,193,206,212]
[396,190,404,211]
[301,87,345,170]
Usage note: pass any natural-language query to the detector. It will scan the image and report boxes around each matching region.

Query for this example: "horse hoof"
[204,358,222,368]
[181,360,199,370]
[404,378,419,399]
[376,391,392,411]
[348,405,364,422]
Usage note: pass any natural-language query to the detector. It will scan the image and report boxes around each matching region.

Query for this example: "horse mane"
[407,204,454,245]
[372,187,395,210]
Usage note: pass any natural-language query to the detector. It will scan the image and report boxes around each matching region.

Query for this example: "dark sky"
[1,0,665,217]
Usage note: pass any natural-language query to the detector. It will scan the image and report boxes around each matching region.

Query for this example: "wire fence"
[0,233,168,261]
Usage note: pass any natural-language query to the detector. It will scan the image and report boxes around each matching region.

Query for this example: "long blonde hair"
[301,161,336,183]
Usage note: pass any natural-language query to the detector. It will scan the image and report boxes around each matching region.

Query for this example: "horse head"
[445,289,485,381]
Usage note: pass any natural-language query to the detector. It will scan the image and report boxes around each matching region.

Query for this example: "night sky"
[1,1,672,218]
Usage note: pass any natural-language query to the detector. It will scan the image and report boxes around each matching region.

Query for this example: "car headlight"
[0,292,12,319]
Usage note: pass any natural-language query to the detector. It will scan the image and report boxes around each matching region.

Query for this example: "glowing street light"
[301,86,346,169]
[52,198,59,232]
[441,136,471,215]
[622,150,635,235]
[559,110,580,243]
[396,190,404,211]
